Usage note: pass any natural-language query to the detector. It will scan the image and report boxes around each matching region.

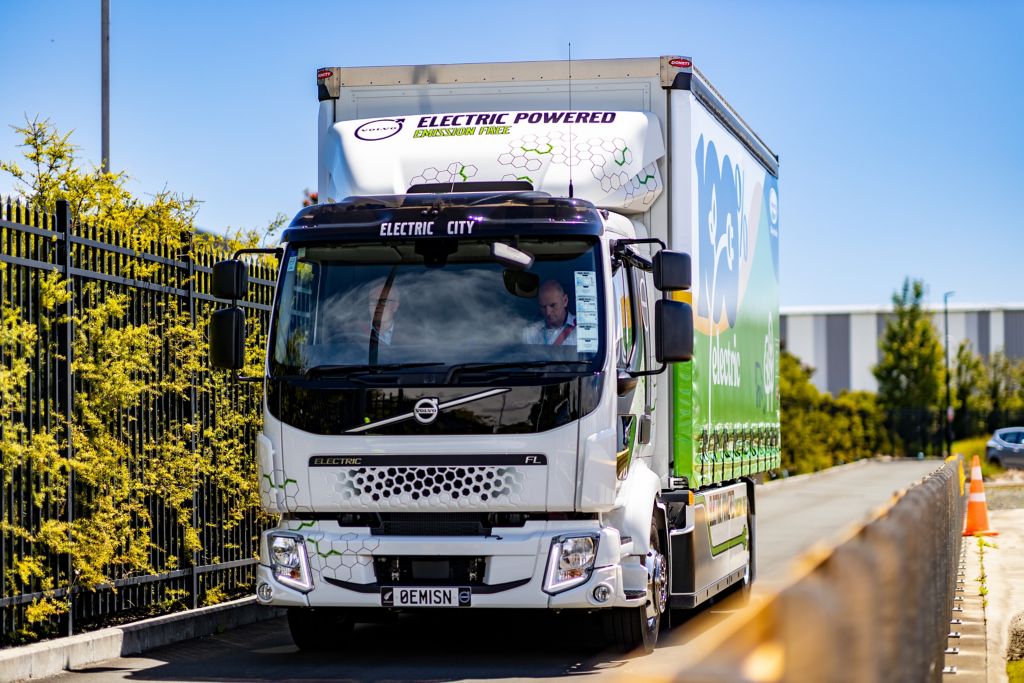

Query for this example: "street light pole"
[944,291,955,456]
[101,0,109,173]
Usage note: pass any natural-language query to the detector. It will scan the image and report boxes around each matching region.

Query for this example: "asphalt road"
[43,459,941,682]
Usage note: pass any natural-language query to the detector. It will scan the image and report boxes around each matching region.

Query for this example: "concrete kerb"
[984,509,1024,682]
[0,597,284,683]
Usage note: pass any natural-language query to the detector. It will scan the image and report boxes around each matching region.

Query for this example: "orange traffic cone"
[963,455,998,536]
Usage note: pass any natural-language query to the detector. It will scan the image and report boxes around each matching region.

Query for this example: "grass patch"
[976,536,997,609]
[953,436,1006,480]
[952,436,989,460]
[1008,659,1024,683]
[983,460,1007,481]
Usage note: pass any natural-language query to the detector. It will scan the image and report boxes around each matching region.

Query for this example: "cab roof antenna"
[567,42,575,200]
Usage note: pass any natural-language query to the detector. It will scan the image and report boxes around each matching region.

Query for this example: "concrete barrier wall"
[684,458,966,682]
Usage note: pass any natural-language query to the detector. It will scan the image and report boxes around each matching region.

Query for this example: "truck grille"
[335,466,525,505]
[368,512,529,536]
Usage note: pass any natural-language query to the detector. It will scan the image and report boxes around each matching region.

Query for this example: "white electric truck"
[210,56,780,654]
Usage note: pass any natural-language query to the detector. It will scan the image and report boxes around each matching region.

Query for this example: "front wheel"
[604,521,666,654]
[287,607,353,651]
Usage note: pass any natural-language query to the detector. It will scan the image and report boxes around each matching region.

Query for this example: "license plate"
[381,586,471,608]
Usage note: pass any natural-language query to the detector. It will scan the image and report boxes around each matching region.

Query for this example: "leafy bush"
[780,351,891,475]
[0,118,280,642]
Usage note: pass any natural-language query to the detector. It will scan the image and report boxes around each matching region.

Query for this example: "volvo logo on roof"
[354,118,405,141]
[413,397,440,424]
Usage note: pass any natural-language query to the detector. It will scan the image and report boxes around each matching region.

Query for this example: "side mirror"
[655,299,693,362]
[212,260,249,300]
[209,307,246,370]
[653,251,691,292]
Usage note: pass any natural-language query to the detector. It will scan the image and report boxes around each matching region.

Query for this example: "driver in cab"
[364,281,401,345]
[522,280,576,346]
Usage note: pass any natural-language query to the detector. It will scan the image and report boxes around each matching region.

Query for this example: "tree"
[873,278,944,455]
[951,340,987,439]
[984,350,1024,432]
[779,350,892,474]
[832,390,892,460]
[779,350,831,473]
[0,116,198,245]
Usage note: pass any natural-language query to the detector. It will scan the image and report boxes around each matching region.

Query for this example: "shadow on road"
[122,611,615,681]
[69,604,738,682]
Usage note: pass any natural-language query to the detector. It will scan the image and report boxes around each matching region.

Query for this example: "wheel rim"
[644,549,668,627]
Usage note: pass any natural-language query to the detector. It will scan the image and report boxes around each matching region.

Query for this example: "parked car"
[986,427,1024,468]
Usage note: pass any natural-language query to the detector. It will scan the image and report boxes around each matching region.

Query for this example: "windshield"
[269,236,604,380]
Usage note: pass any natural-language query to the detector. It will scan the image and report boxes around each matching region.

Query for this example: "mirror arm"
[232,247,283,260]
[613,237,665,250]
[627,362,668,378]
[233,371,263,384]
[612,238,662,272]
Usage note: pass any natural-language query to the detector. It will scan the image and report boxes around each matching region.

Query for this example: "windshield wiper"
[302,362,444,379]
[445,360,592,383]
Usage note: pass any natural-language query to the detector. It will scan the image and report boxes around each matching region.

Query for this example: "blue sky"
[1,1,1020,307]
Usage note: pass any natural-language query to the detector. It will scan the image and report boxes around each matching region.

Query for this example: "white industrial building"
[780,304,1024,396]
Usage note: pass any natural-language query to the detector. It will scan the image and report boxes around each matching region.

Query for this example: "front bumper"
[255,520,647,610]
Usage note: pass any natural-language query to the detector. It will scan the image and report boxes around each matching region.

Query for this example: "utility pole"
[944,291,955,456]
[101,0,110,173]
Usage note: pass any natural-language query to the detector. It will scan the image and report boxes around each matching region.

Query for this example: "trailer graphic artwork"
[695,135,746,336]
[681,119,780,484]
[326,110,665,213]
[496,132,662,209]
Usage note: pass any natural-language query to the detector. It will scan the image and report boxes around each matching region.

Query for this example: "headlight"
[268,533,312,592]
[543,534,599,594]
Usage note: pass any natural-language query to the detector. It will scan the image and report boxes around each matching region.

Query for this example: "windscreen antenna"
[567,42,574,199]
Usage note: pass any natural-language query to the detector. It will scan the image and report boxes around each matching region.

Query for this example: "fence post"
[55,199,75,636]
[183,233,200,610]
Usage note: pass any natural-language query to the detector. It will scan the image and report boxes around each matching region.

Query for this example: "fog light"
[592,584,612,603]
[256,582,274,602]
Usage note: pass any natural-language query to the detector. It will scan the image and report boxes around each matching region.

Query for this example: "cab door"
[611,255,652,478]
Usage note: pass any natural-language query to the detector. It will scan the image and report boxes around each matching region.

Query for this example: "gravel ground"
[988,484,1024,510]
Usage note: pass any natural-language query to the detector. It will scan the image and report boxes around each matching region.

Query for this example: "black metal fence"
[887,407,1024,458]
[1,198,275,644]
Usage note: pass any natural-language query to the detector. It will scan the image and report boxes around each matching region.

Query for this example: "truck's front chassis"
[255,518,654,612]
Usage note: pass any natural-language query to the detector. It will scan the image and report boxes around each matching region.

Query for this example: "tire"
[287,607,353,651]
[604,520,666,654]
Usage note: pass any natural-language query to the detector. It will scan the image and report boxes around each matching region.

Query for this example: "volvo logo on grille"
[413,397,440,424]
[346,388,511,433]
